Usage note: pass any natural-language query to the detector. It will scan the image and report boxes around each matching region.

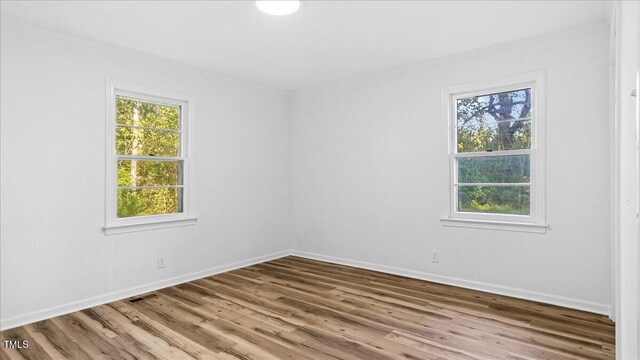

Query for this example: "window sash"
[452,150,533,215]
[115,123,182,134]
[105,80,192,232]
[114,114,184,217]
[450,84,537,220]
[116,94,183,108]
[118,185,184,190]
[452,149,531,158]
[455,117,532,126]
[455,183,531,187]
[117,155,186,161]
[452,151,534,213]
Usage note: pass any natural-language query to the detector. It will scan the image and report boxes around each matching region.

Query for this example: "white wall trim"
[103,217,198,235]
[291,250,611,316]
[440,217,547,234]
[609,1,620,323]
[0,250,290,331]
[1,248,612,331]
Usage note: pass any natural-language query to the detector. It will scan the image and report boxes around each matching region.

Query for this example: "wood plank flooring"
[0,256,615,359]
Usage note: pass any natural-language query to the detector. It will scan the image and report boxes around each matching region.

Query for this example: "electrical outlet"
[431,251,439,263]
[158,256,166,269]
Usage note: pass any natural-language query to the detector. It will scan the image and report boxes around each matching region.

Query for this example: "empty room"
[1,1,639,359]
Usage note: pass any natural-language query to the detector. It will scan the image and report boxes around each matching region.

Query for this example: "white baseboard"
[290,250,612,316]
[0,250,291,331]
[1,248,611,330]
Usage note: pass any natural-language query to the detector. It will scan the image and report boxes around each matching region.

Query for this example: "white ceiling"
[1,1,609,91]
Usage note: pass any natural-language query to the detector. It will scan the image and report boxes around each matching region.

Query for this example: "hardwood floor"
[1,256,615,360]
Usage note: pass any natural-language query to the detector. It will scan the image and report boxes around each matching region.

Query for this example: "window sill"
[440,217,547,234]
[103,217,198,235]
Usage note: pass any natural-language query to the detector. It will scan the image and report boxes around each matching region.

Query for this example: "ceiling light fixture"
[256,1,300,16]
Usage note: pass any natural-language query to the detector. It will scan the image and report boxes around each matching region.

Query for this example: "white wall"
[0,16,617,331]
[0,19,291,329]
[291,23,612,314]
[614,1,640,358]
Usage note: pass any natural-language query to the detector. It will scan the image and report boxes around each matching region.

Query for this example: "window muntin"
[453,87,533,217]
[114,96,185,218]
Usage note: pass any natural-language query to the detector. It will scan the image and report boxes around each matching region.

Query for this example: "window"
[441,72,546,233]
[104,81,196,235]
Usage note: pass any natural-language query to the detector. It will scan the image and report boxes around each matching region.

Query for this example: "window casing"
[104,80,196,235]
[441,72,546,233]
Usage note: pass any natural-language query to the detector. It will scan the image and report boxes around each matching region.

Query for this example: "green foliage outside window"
[115,97,183,218]
[458,186,530,215]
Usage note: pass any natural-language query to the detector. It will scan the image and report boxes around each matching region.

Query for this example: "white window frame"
[103,80,197,235]
[440,72,547,233]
